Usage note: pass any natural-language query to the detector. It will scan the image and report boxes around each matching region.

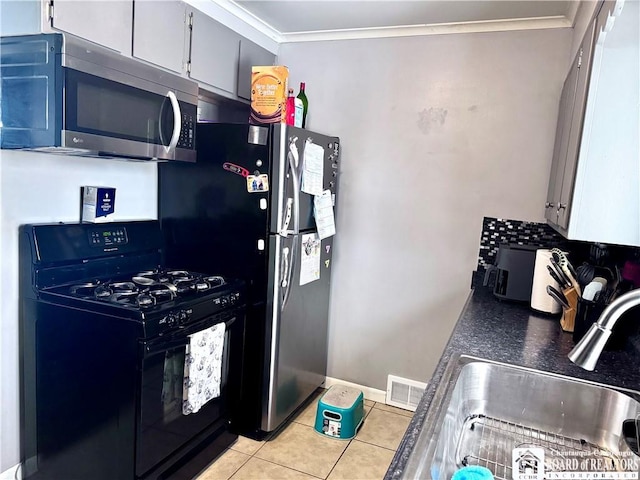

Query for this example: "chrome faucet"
[569,288,640,371]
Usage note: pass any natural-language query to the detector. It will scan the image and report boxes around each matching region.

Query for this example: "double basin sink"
[403,355,640,479]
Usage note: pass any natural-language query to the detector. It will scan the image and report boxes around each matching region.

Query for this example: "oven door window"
[136,315,238,477]
[64,69,177,147]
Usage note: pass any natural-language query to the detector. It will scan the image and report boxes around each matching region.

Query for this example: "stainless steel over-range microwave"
[0,34,198,162]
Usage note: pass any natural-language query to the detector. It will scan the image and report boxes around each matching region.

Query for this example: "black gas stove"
[19,221,245,480]
[43,268,242,338]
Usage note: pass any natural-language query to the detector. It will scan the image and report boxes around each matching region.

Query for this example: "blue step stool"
[314,385,365,440]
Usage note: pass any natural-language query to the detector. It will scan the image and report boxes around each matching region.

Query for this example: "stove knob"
[167,314,177,326]
[229,294,237,304]
[221,296,229,306]
[178,310,188,323]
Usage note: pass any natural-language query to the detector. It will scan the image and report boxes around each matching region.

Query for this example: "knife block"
[560,287,579,332]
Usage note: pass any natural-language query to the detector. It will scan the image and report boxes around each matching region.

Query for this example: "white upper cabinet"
[546,0,640,246]
[50,0,133,55]
[188,9,241,96]
[570,0,639,245]
[132,0,189,74]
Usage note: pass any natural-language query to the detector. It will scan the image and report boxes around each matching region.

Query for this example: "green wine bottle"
[296,82,308,129]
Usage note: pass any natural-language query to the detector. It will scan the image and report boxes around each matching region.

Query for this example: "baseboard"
[0,463,21,480]
[322,376,387,404]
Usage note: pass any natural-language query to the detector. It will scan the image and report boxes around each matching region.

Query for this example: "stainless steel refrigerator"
[158,123,340,437]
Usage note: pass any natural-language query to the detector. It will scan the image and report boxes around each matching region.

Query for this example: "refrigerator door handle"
[281,247,290,289]
[288,137,301,234]
[280,239,297,311]
[279,198,293,236]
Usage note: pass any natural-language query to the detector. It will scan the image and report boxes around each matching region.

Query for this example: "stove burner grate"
[67,270,227,309]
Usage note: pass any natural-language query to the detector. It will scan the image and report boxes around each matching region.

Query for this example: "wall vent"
[385,375,427,411]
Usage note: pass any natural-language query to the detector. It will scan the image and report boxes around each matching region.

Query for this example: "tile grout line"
[229,438,267,457]
[248,424,352,480]
[351,437,400,453]
[234,397,405,479]
[245,453,326,479]
[369,407,414,421]
[322,435,355,480]
[371,404,414,418]
[220,447,252,480]
[247,423,343,479]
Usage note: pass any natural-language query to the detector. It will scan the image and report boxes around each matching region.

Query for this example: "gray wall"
[278,28,572,391]
[0,151,158,472]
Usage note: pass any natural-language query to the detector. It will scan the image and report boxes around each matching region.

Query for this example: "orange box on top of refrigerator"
[250,66,289,124]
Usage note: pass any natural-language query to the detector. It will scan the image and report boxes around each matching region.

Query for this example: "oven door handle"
[143,315,237,355]
[143,336,188,355]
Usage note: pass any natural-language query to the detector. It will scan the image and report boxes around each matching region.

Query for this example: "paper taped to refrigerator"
[300,233,321,286]
[301,141,324,196]
[313,190,336,240]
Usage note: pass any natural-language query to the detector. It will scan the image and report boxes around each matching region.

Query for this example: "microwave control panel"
[177,103,196,150]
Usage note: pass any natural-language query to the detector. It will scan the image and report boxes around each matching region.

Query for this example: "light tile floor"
[195,389,413,480]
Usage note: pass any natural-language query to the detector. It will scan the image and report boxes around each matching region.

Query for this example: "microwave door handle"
[165,91,181,154]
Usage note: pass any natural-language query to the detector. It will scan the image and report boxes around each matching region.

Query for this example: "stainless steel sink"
[402,355,640,480]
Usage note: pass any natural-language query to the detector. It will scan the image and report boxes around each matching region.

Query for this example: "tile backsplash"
[474,216,640,352]
[477,217,566,271]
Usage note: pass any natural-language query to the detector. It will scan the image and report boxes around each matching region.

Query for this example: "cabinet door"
[557,21,597,229]
[237,39,275,100]
[51,0,133,55]
[189,9,240,95]
[133,0,188,74]
[569,0,640,244]
[545,62,578,225]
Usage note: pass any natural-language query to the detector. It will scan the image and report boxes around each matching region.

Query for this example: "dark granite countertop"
[386,286,640,479]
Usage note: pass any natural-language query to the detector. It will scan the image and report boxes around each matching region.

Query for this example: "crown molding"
[280,16,573,43]
[209,0,284,44]
[566,0,582,27]
[221,1,573,45]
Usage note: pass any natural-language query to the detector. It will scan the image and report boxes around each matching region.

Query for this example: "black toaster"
[484,244,538,302]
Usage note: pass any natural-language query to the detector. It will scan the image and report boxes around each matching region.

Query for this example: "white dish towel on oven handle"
[182,322,226,415]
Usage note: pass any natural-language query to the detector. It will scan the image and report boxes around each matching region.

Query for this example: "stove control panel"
[160,308,193,327]
[151,286,243,337]
[88,227,128,247]
[213,292,241,308]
